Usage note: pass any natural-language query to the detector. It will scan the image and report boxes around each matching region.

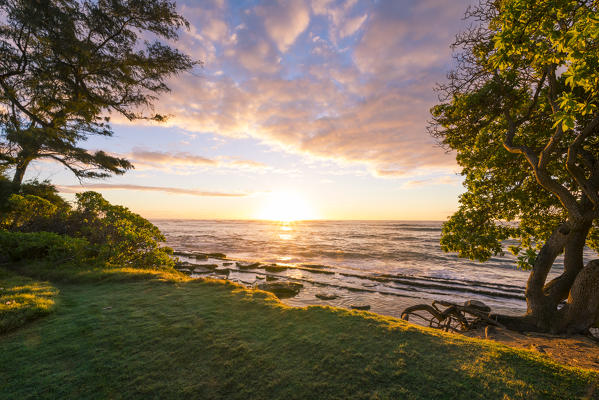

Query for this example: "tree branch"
[566,114,599,207]
[517,70,547,125]
[502,110,536,158]
[0,79,50,128]
[503,110,582,218]
[526,222,570,309]
[43,154,84,184]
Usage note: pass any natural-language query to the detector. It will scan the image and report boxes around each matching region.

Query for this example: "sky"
[28,0,475,221]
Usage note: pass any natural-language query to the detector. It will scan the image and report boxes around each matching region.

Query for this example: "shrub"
[69,192,174,269]
[0,179,174,270]
[19,180,70,210]
[0,180,70,233]
[0,194,67,233]
[0,231,91,263]
[0,174,12,206]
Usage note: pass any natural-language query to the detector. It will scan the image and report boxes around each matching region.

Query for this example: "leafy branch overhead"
[0,0,198,187]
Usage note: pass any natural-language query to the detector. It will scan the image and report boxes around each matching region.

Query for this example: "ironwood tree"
[0,0,196,189]
[430,0,599,333]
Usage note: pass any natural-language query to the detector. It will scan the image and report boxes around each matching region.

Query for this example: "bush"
[0,180,174,270]
[19,180,70,210]
[0,194,67,233]
[0,179,70,233]
[0,174,12,206]
[0,231,91,263]
[69,192,174,269]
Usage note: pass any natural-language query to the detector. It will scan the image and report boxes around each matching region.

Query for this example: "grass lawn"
[0,265,597,399]
[0,267,58,334]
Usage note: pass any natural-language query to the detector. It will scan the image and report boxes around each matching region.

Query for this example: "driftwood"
[401,300,505,333]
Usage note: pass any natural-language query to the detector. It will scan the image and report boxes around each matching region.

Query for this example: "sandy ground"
[464,327,599,371]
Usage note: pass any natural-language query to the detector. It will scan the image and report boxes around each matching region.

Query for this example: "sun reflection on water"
[277,222,294,240]
[287,269,304,279]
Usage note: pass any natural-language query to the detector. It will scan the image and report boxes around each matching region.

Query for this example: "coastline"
[173,250,527,320]
[155,219,573,321]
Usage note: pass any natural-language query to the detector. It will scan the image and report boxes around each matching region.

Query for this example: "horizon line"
[147,218,447,222]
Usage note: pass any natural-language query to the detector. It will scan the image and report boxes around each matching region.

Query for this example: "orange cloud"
[57,184,248,197]
[130,149,216,167]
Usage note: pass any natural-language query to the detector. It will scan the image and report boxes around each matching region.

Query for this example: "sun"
[256,191,317,222]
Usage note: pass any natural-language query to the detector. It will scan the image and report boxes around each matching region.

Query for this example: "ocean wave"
[156,219,594,296]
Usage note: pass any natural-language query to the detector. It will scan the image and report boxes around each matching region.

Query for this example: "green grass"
[0,264,597,399]
[0,267,58,334]
[7,260,187,284]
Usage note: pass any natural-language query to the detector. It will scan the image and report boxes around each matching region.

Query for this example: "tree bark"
[493,221,598,334]
[556,260,599,334]
[544,222,592,305]
[524,223,570,330]
[11,157,31,191]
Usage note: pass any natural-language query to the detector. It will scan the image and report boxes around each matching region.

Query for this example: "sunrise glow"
[37,0,469,221]
[256,191,317,222]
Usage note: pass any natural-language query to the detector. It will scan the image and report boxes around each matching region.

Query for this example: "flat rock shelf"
[174,251,526,320]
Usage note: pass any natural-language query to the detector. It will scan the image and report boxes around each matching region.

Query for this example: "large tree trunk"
[493,221,597,334]
[525,222,571,331]
[492,223,569,331]
[555,260,599,333]
[543,221,592,303]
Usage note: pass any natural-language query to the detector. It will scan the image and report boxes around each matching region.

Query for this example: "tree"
[0,0,196,190]
[430,0,599,333]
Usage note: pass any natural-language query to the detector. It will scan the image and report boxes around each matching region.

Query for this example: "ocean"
[153,220,594,319]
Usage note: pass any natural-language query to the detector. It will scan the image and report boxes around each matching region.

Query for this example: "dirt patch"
[464,327,599,371]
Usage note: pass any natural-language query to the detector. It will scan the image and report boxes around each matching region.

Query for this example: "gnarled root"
[489,313,538,332]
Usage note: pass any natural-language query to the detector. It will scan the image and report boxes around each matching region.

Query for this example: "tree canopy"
[0,0,196,188]
[430,0,599,332]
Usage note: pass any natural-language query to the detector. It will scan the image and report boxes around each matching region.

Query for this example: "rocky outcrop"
[257,281,303,298]
[315,293,338,300]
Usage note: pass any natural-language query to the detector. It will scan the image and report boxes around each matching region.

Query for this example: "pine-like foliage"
[0,0,196,186]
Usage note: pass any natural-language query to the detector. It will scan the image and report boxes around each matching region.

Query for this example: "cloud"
[158,73,457,175]
[130,149,216,167]
[353,0,468,78]
[256,0,310,53]
[311,0,367,44]
[121,149,273,173]
[339,14,367,38]
[311,0,335,15]
[229,34,282,75]
[227,159,268,169]
[177,1,231,63]
[57,184,248,197]
[117,0,473,179]
[402,175,461,187]
[374,169,410,178]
